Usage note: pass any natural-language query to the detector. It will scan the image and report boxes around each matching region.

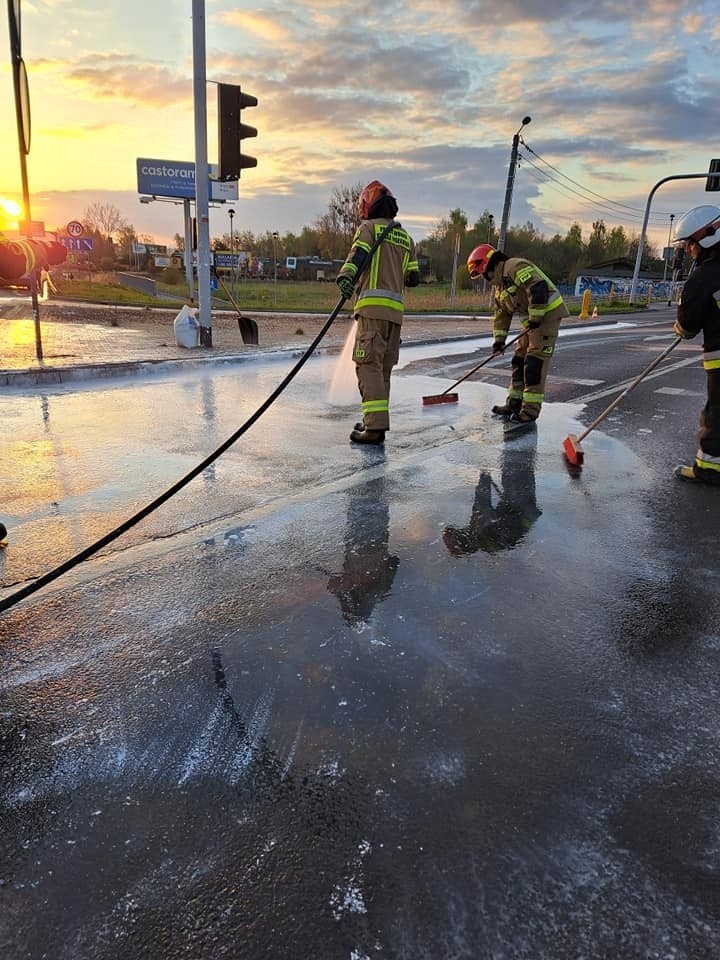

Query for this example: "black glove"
[527,319,541,329]
[492,339,506,354]
[336,276,355,300]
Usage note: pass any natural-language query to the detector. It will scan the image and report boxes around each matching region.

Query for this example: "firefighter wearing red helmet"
[671,205,720,485]
[336,181,420,445]
[466,243,569,423]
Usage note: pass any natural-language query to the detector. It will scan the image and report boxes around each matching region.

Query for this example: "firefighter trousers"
[693,365,720,483]
[352,316,402,431]
[505,314,562,419]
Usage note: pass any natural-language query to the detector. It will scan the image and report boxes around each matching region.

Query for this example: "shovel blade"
[238,315,259,345]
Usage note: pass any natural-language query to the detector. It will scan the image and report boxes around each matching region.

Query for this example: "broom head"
[422,392,459,406]
[563,433,584,466]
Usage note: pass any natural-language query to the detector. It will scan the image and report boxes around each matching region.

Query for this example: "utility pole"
[498,116,531,253]
[192,0,212,345]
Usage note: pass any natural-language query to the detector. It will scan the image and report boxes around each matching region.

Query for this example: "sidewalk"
[0,298,613,387]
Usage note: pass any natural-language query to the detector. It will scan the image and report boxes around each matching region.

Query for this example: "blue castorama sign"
[137,159,197,199]
[136,158,238,201]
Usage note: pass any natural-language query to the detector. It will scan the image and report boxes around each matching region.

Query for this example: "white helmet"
[672,205,720,248]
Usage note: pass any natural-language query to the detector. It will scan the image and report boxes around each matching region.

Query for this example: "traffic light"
[217,83,257,182]
[705,158,720,192]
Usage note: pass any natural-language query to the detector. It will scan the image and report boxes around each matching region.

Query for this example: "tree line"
[76,190,662,283]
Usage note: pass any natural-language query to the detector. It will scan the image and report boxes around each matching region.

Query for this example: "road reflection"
[327,473,399,625]
[443,436,542,555]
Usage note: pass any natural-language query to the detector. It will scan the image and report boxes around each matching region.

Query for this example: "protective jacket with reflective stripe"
[491,257,568,340]
[676,249,720,360]
[338,219,419,325]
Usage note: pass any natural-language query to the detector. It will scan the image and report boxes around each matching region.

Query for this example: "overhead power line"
[519,140,675,223]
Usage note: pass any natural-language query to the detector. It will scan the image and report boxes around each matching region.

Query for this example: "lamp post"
[482,214,495,300]
[498,116,531,253]
[662,213,675,283]
[272,231,279,305]
[228,207,235,297]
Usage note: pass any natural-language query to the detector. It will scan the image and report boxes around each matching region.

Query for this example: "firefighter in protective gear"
[336,181,420,445]
[671,205,720,485]
[467,244,569,423]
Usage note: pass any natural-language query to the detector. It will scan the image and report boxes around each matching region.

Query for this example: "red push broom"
[422,331,524,406]
[563,337,682,466]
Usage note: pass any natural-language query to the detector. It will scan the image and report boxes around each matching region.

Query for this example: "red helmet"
[358,180,394,220]
[467,243,498,280]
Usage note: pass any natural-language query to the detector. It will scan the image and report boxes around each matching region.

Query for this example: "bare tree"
[315,183,363,258]
[83,202,127,239]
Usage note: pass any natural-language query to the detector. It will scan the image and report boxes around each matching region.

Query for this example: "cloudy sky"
[1,0,718,252]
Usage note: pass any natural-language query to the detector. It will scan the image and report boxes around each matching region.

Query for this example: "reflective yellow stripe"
[492,329,507,340]
[355,240,372,253]
[356,295,403,312]
[546,294,563,311]
[695,456,720,473]
[704,358,720,370]
[508,389,523,399]
[523,391,544,403]
[362,399,388,413]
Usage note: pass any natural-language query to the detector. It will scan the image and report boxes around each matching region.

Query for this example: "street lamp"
[498,115,531,252]
[228,207,235,296]
[662,213,675,283]
[272,231,279,304]
[482,214,495,300]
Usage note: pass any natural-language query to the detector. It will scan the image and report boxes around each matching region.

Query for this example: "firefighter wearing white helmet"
[336,181,420,445]
[466,244,569,423]
[671,205,720,485]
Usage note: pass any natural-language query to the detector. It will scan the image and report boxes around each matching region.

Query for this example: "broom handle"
[441,330,526,395]
[577,337,682,443]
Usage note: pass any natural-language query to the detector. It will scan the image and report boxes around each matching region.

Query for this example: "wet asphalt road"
[1,313,719,960]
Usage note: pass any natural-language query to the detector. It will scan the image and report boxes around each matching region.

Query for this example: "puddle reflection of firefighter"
[443,440,542,556]
[327,476,399,625]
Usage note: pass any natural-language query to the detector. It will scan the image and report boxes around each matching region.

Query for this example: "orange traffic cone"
[591,306,598,319]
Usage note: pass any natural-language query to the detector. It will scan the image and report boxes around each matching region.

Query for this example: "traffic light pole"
[628,172,711,306]
[8,0,43,361]
[191,0,212,345]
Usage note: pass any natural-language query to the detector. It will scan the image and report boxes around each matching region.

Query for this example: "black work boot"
[350,428,386,445]
[491,400,521,418]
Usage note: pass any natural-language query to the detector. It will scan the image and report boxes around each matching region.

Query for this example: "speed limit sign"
[66,220,84,237]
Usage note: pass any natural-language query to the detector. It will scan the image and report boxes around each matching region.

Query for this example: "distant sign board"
[59,237,94,252]
[136,158,238,202]
[213,251,248,270]
[66,220,84,237]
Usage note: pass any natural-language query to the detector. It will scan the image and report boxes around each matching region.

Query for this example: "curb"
[0,319,621,389]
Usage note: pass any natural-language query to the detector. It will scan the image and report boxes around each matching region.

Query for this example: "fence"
[574,275,682,303]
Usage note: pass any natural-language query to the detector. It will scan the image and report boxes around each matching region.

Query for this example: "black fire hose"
[0,222,397,616]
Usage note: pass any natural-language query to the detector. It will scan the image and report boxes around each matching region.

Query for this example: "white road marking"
[655,386,705,397]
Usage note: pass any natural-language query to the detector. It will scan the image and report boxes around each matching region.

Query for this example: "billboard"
[136,158,238,202]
